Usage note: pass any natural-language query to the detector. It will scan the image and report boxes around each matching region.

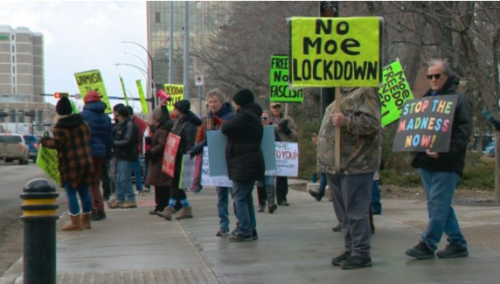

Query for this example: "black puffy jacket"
[411,76,472,176]
[221,103,265,181]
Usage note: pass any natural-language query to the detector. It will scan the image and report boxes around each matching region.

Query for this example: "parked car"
[0,133,29,165]
[23,134,39,162]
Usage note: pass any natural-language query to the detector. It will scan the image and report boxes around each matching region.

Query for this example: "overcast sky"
[0,1,148,111]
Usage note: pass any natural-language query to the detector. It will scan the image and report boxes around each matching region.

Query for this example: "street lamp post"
[122,41,156,108]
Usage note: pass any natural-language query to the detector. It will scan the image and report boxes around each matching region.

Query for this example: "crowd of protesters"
[44,58,471,270]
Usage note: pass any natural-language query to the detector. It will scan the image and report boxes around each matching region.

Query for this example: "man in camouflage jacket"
[317,87,381,270]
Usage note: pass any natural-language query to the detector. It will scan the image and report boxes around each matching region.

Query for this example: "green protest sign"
[36,146,60,185]
[270,55,303,103]
[70,100,78,114]
[74,70,112,114]
[136,79,149,115]
[120,76,130,106]
[379,59,414,126]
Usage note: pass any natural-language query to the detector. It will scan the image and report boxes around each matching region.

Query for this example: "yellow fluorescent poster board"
[164,84,184,111]
[136,79,149,115]
[74,70,112,114]
[36,146,60,185]
[120,76,130,106]
[289,17,382,88]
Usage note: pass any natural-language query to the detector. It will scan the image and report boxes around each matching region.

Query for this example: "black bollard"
[21,178,59,284]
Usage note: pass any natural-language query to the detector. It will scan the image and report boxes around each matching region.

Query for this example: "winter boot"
[266,185,277,214]
[175,206,193,220]
[82,212,92,229]
[157,206,175,221]
[61,214,82,231]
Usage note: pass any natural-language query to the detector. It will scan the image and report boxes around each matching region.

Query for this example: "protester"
[270,102,297,206]
[107,103,125,205]
[371,171,382,215]
[145,108,176,216]
[126,106,147,194]
[100,160,112,202]
[317,87,381,269]
[309,132,342,232]
[109,105,139,209]
[79,91,113,221]
[41,97,94,231]
[405,59,472,260]
[161,100,202,220]
[256,110,279,214]
[190,89,236,236]
[481,110,500,131]
[221,89,264,242]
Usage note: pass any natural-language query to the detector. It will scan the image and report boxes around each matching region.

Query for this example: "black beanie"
[174,100,190,115]
[117,106,130,118]
[232,88,254,107]
[56,96,72,115]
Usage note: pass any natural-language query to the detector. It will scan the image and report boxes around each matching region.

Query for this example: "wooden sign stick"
[335,87,341,172]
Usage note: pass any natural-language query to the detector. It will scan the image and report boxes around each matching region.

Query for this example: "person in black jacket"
[162,100,202,220]
[221,89,265,242]
[406,59,472,260]
[109,106,139,209]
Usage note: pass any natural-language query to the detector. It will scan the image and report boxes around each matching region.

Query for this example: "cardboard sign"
[266,142,299,177]
[379,59,414,126]
[289,17,382,88]
[119,76,130,106]
[201,147,233,187]
[36,146,60,184]
[393,95,458,152]
[162,133,181,177]
[270,55,304,103]
[136,79,149,115]
[206,125,277,177]
[163,84,184,111]
[74,70,112,114]
[179,155,196,189]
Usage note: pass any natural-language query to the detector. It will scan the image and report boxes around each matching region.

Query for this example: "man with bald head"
[405,59,472,260]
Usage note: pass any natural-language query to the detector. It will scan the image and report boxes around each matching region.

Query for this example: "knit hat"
[84,91,101,104]
[232,88,254,107]
[117,106,130,118]
[174,100,190,115]
[56,96,73,115]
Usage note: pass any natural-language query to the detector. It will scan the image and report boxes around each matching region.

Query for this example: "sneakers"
[229,233,253,242]
[123,201,137,209]
[308,189,324,202]
[278,201,290,206]
[332,223,342,232]
[331,251,350,266]
[405,241,435,259]
[91,211,107,221]
[149,209,158,215]
[340,255,372,269]
[216,229,230,237]
[257,204,266,212]
[252,229,258,241]
[268,204,277,214]
[108,201,122,209]
[437,242,469,258]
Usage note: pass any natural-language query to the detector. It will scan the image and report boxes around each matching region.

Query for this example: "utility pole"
[319,1,339,118]
[169,1,174,84]
[183,1,190,100]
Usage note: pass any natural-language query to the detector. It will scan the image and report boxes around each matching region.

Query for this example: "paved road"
[0,161,51,276]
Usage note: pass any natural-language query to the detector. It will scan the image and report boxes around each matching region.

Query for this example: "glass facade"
[148,1,231,87]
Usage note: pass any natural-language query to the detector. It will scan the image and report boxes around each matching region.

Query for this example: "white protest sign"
[265,142,299,177]
[179,155,196,189]
[201,147,232,187]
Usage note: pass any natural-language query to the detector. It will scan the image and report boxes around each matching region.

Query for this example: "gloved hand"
[482,110,493,121]
[213,115,223,128]
[278,119,292,135]
[188,151,196,159]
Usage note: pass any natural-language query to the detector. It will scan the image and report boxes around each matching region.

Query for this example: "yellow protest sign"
[36,146,60,185]
[136,79,149,115]
[289,17,383,88]
[164,84,184,111]
[74,70,112,114]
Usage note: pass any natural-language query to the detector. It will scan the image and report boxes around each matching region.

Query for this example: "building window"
[12,77,15,84]
[12,66,15,73]
[10,110,16,123]
[155,12,161,23]
[11,45,14,52]
[12,56,15,63]
[18,112,24,123]
[0,110,4,123]
[12,86,16,94]
[11,34,14,41]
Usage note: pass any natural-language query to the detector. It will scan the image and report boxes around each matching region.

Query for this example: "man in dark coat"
[221,88,264,242]
[406,59,472,260]
[109,106,139,209]
[79,91,113,221]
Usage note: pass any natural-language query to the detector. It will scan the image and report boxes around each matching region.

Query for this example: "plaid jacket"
[42,114,94,188]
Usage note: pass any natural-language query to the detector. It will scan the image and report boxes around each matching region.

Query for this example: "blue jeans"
[216,187,230,231]
[64,183,92,215]
[319,172,327,195]
[116,160,136,203]
[418,168,467,252]
[230,181,256,236]
[133,157,143,191]
[371,180,381,213]
[256,175,275,187]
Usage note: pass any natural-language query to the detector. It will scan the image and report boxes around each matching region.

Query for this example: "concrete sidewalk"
[2,184,500,284]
